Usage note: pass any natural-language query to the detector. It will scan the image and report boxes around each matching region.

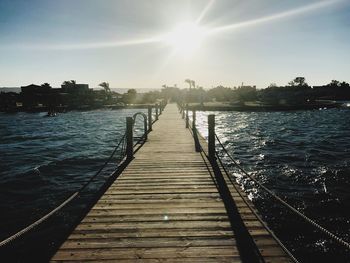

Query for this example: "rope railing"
[186,111,265,263]
[0,103,168,248]
[213,141,300,263]
[181,106,350,259]
[214,133,350,251]
[0,132,127,247]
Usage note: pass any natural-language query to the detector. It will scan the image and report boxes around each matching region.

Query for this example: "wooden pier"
[51,104,293,262]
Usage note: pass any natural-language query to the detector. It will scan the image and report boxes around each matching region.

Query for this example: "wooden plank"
[51,104,293,262]
[52,246,240,260]
[68,229,272,239]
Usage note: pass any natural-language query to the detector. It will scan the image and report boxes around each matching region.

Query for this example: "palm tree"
[191,80,196,89]
[99,82,111,93]
[185,79,192,90]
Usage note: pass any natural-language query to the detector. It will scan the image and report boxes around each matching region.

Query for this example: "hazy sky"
[0,0,349,89]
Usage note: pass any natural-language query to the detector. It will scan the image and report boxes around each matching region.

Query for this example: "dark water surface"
[195,108,350,262]
[0,108,349,262]
[0,109,148,261]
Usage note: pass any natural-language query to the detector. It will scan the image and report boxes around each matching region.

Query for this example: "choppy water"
[0,108,349,262]
[195,108,350,262]
[0,109,148,260]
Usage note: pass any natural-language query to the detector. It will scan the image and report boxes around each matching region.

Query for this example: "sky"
[0,0,349,90]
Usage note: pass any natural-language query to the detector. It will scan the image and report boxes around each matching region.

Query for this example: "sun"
[164,22,206,55]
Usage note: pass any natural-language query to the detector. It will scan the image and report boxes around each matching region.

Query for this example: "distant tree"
[127,89,137,95]
[161,85,182,102]
[323,80,350,99]
[41,83,52,88]
[191,80,196,89]
[328,80,341,87]
[99,82,111,93]
[288,77,308,87]
[236,86,257,101]
[340,81,350,88]
[268,83,277,88]
[207,86,235,102]
[62,80,76,85]
[123,89,137,104]
[141,90,161,103]
[98,82,111,102]
[185,79,192,90]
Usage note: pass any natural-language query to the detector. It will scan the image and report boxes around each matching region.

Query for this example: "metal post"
[148,106,152,131]
[208,114,215,160]
[126,117,133,160]
[185,104,189,128]
[155,104,159,120]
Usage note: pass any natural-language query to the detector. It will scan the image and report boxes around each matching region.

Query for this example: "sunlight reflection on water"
[194,108,350,262]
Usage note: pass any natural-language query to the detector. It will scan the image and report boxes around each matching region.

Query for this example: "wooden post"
[208,114,215,160]
[192,109,196,132]
[182,108,185,119]
[159,102,162,115]
[155,104,159,120]
[148,106,152,131]
[143,115,148,141]
[192,109,201,152]
[126,117,133,160]
[185,104,189,128]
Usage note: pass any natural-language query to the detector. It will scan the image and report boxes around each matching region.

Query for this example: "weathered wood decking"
[51,104,293,262]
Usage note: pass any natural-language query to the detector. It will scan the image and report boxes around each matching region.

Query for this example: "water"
[0,109,148,261]
[195,108,350,262]
[0,108,349,262]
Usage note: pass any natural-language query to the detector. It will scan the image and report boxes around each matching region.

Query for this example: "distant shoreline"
[0,104,154,113]
[187,100,348,112]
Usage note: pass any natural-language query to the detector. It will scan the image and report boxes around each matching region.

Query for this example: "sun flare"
[164,22,206,55]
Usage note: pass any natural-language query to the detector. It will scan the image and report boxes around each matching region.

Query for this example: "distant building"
[20,84,67,108]
[0,91,21,111]
[21,84,52,94]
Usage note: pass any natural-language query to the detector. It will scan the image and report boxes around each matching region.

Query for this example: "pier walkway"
[51,104,293,262]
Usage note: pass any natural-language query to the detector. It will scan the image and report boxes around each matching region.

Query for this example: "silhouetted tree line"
[147,77,350,105]
[259,78,350,105]
[0,81,123,112]
[1,77,350,112]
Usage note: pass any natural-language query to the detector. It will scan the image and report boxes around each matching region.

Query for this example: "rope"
[214,133,350,251]
[185,116,299,261]
[0,133,127,247]
[0,107,161,247]
[215,150,300,263]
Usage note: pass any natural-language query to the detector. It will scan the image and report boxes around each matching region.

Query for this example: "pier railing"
[178,102,350,259]
[0,101,167,249]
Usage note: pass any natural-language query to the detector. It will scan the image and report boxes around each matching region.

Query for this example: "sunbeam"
[4,0,344,52]
[7,35,166,51]
[206,0,344,35]
[196,0,216,24]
